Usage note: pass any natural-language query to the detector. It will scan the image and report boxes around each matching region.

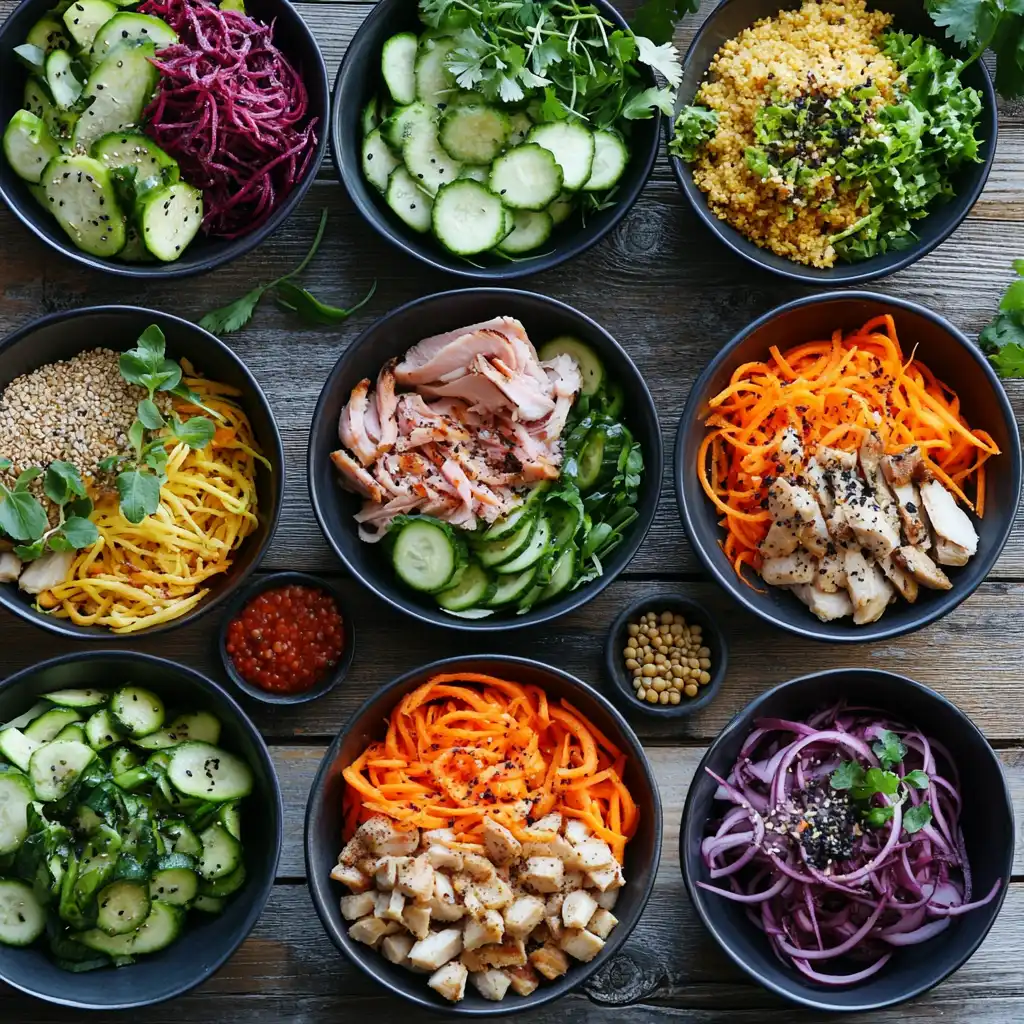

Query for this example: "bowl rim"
[215,569,356,706]
[306,286,664,631]
[0,303,286,640]
[0,0,329,280]
[678,667,1015,1012]
[674,289,1024,643]
[303,653,664,1016]
[604,591,729,719]
[665,0,999,285]
[328,0,662,281]
[0,649,284,1010]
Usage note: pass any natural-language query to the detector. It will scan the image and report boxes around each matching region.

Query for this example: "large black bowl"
[675,292,1022,642]
[0,0,328,279]
[308,288,662,631]
[0,305,284,639]
[305,654,663,1015]
[668,0,998,284]
[0,651,283,1009]
[330,0,662,280]
[680,669,1013,1011]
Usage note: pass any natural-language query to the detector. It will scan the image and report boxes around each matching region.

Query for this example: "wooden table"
[1,0,1022,1019]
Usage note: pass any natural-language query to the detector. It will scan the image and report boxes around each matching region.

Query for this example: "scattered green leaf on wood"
[980,259,1024,377]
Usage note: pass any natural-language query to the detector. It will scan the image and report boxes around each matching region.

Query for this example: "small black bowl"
[604,592,728,719]
[217,570,356,706]
[680,668,1013,1011]
[675,291,1022,643]
[668,0,998,284]
[330,0,661,280]
[0,650,283,1010]
[304,654,663,1015]
[0,305,284,639]
[307,287,663,632]
[0,0,328,279]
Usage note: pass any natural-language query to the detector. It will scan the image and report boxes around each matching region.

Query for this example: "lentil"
[622,609,715,706]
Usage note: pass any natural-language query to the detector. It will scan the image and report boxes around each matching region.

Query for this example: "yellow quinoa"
[692,0,900,267]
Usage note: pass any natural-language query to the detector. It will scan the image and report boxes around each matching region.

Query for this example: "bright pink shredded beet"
[139,0,318,239]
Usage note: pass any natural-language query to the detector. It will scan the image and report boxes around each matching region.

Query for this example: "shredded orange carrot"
[698,316,998,587]
[341,673,639,863]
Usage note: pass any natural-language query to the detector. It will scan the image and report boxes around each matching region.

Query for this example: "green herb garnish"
[631,0,700,46]
[872,728,909,770]
[927,0,1024,97]
[979,259,1024,377]
[830,748,932,835]
[668,105,719,161]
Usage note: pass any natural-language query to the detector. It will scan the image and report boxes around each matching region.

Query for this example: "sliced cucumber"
[72,804,105,835]
[489,143,563,210]
[0,770,34,856]
[198,823,242,881]
[584,130,628,191]
[380,100,435,151]
[76,900,184,956]
[137,181,203,261]
[381,32,418,105]
[43,689,110,709]
[218,802,241,840]
[28,739,96,802]
[481,504,532,542]
[0,879,46,947]
[538,336,604,395]
[496,516,551,574]
[497,208,552,254]
[385,166,433,232]
[402,120,461,195]
[361,96,379,137]
[507,111,532,147]
[45,49,82,109]
[540,544,575,600]
[43,153,127,257]
[527,122,595,191]
[362,127,400,193]
[576,429,605,489]
[96,879,150,935]
[27,14,71,54]
[150,857,198,906]
[392,518,465,592]
[85,709,123,751]
[110,687,165,739]
[415,36,455,107]
[72,43,159,151]
[90,12,178,64]
[91,132,179,184]
[476,511,536,568]
[439,105,509,164]
[0,729,38,773]
[162,820,203,857]
[548,502,581,550]
[197,861,246,898]
[192,894,225,914]
[458,164,489,183]
[108,745,141,776]
[435,562,495,612]
[54,723,89,745]
[485,566,538,607]
[167,742,254,802]
[62,0,118,51]
[547,192,575,226]
[431,178,505,255]
[5,109,61,185]
[133,711,221,751]
[24,707,82,743]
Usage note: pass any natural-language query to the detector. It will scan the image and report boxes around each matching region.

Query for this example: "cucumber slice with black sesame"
[96,879,150,935]
[24,707,82,743]
[91,132,179,184]
[109,687,165,739]
[150,855,198,906]
[75,899,184,956]
[475,510,536,567]
[415,36,455,108]
[381,32,418,105]
[45,49,83,109]
[489,143,562,210]
[402,120,461,195]
[507,111,532,147]
[458,164,489,183]
[0,770,34,856]
[43,688,110,709]
[526,122,595,191]
[385,166,432,233]
[192,894,225,914]
[85,708,123,751]
[362,127,399,193]
[54,723,88,745]
[540,543,575,600]
[197,823,242,881]
[137,181,203,261]
[28,739,96,802]
[431,178,505,255]
[90,12,178,64]
[167,742,254,802]
[380,100,435,151]
[439,104,509,164]
[133,711,221,751]
[0,879,46,947]
[0,729,39,773]
[27,14,71,54]
[3,110,61,184]
[361,96,379,137]
[72,43,159,151]
[496,208,552,254]
[62,0,118,52]
[218,802,241,840]
[584,129,628,191]
[162,820,203,857]
[391,517,466,592]
[495,515,551,574]
[197,861,246,898]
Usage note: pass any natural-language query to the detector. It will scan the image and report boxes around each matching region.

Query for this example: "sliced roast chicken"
[330,318,582,541]
[758,429,979,624]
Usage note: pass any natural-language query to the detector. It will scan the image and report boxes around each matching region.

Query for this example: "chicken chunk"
[588,908,619,939]
[464,909,505,950]
[348,916,400,948]
[560,927,606,963]
[330,864,371,892]
[876,553,919,603]
[880,445,925,488]
[354,817,419,859]
[374,856,406,890]
[403,904,432,940]
[832,471,900,559]
[893,545,953,589]
[759,520,801,558]
[461,852,497,881]
[423,827,457,845]
[761,552,817,587]
[378,888,406,923]
[777,427,804,475]
[409,928,464,971]
[529,943,570,981]
[564,819,590,844]
[381,932,414,966]
[587,860,625,892]
[0,552,22,583]
[595,889,620,911]
[919,481,978,557]
[573,839,614,872]
[340,891,376,921]
[935,536,972,567]
[768,478,821,526]
[503,895,546,939]
[483,818,522,865]
[790,584,854,622]
[523,813,562,839]
[396,854,435,902]
[470,969,512,1002]
[428,961,468,1003]
[521,856,564,894]
[813,550,846,593]
[561,889,599,930]
[506,965,541,997]
[815,445,858,471]
[522,835,577,863]
[429,871,466,922]
[842,548,895,625]
[461,937,527,971]
[17,550,74,595]
[472,875,514,911]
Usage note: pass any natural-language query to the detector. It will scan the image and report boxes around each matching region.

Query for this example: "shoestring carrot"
[341,672,639,863]
[698,315,998,588]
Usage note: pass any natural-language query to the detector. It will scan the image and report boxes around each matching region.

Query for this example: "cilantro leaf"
[631,0,700,46]
[902,769,930,789]
[199,285,268,336]
[669,105,719,161]
[979,260,1024,376]
[903,802,934,834]
[635,36,682,88]
[621,85,675,119]
[866,805,895,828]
[926,0,994,48]
[830,761,866,790]
[872,729,908,769]
[861,767,901,797]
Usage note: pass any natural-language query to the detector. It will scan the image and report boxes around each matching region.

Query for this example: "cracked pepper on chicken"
[698,314,998,623]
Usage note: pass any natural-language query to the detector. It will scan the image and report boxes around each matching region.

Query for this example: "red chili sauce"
[225,584,344,694]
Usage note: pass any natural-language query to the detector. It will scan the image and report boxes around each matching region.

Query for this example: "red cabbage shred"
[139,0,317,239]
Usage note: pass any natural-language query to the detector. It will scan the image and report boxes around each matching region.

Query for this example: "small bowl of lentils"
[604,593,728,718]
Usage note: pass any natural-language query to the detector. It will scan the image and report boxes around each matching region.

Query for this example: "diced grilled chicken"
[470,969,513,1002]
[595,890,620,911]
[815,445,858,471]
[880,445,925,488]
[919,480,979,557]
[330,863,371,891]
[830,470,900,559]
[340,891,376,921]
[381,932,415,966]
[877,553,919,603]
[893,545,953,589]
[768,478,821,526]
[760,520,801,559]
[888,477,930,547]
[472,875,514,911]
[506,965,541,997]
[483,819,522,865]
[426,844,463,872]
[0,552,22,583]
[778,427,804,475]
[559,927,606,963]
[503,896,546,939]
[521,856,564,894]
[935,536,972,567]
[572,839,614,872]
[403,904,432,940]
[813,550,847,593]
[802,457,835,517]
[529,944,570,981]
[349,916,400,948]
[461,937,527,971]
[428,961,469,1003]
[409,928,464,971]
[522,835,576,863]
[526,813,563,836]
[800,508,831,558]
[588,908,619,939]
[16,550,74,595]
[464,910,505,951]
[842,548,895,624]
[561,890,598,930]
[761,552,817,587]
[790,584,854,621]
[587,860,625,892]
[429,871,466,923]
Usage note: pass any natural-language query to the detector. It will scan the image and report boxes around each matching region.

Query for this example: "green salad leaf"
[631,0,701,46]
[980,259,1024,377]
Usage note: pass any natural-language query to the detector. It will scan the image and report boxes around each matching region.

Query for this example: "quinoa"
[691,0,899,267]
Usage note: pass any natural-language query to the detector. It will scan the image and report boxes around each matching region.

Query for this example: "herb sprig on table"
[980,259,1024,377]
[928,0,1024,96]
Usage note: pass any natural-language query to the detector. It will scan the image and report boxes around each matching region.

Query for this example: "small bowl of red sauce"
[218,571,355,705]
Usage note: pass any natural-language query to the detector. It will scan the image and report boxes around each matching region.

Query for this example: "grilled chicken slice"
[830,469,900,559]
[877,553,919,603]
[880,445,925,488]
[16,550,74,594]
[331,450,384,503]
[474,354,556,422]
[813,550,847,593]
[761,552,817,587]
[842,547,895,624]
[802,457,835,517]
[919,480,979,558]
[880,452,931,547]
[790,583,854,621]
[394,322,519,386]
[816,445,858,471]
[376,359,400,451]
[0,552,22,583]
[935,536,972,567]
[760,521,801,559]
[535,354,582,441]
[893,545,953,589]
[858,430,884,481]
[778,427,804,476]
[339,378,381,466]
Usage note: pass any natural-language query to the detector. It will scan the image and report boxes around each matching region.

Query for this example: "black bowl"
[216,570,356,706]
[0,650,283,1009]
[0,0,328,279]
[680,668,1013,1011]
[308,287,663,631]
[0,305,284,639]
[304,654,663,1015]
[668,0,998,284]
[330,0,661,280]
[675,291,1022,642]
[604,592,728,719]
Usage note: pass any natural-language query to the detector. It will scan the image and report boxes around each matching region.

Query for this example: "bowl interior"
[681,670,1013,1010]
[677,293,1022,641]
[308,289,663,630]
[670,0,997,283]
[0,0,327,278]
[305,655,662,1014]
[0,652,282,1009]
[0,307,284,638]
[331,0,660,279]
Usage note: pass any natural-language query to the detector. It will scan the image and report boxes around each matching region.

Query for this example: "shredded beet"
[139,0,318,239]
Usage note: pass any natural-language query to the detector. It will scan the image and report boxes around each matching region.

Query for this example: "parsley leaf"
[872,729,908,769]
[866,805,895,828]
[902,769,930,789]
[903,802,934,834]
[926,0,1024,98]
[669,105,719,161]
[980,259,1024,376]
[830,761,865,790]
[631,0,700,46]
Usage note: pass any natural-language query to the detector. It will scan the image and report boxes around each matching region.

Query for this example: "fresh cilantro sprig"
[0,458,98,562]
[979,259,1024,377]
[927,0,1024,97]
[631,0,700,47]
[199,210,376,336]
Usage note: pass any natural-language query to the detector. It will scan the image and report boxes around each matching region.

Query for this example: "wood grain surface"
[1,0,1022,1019]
